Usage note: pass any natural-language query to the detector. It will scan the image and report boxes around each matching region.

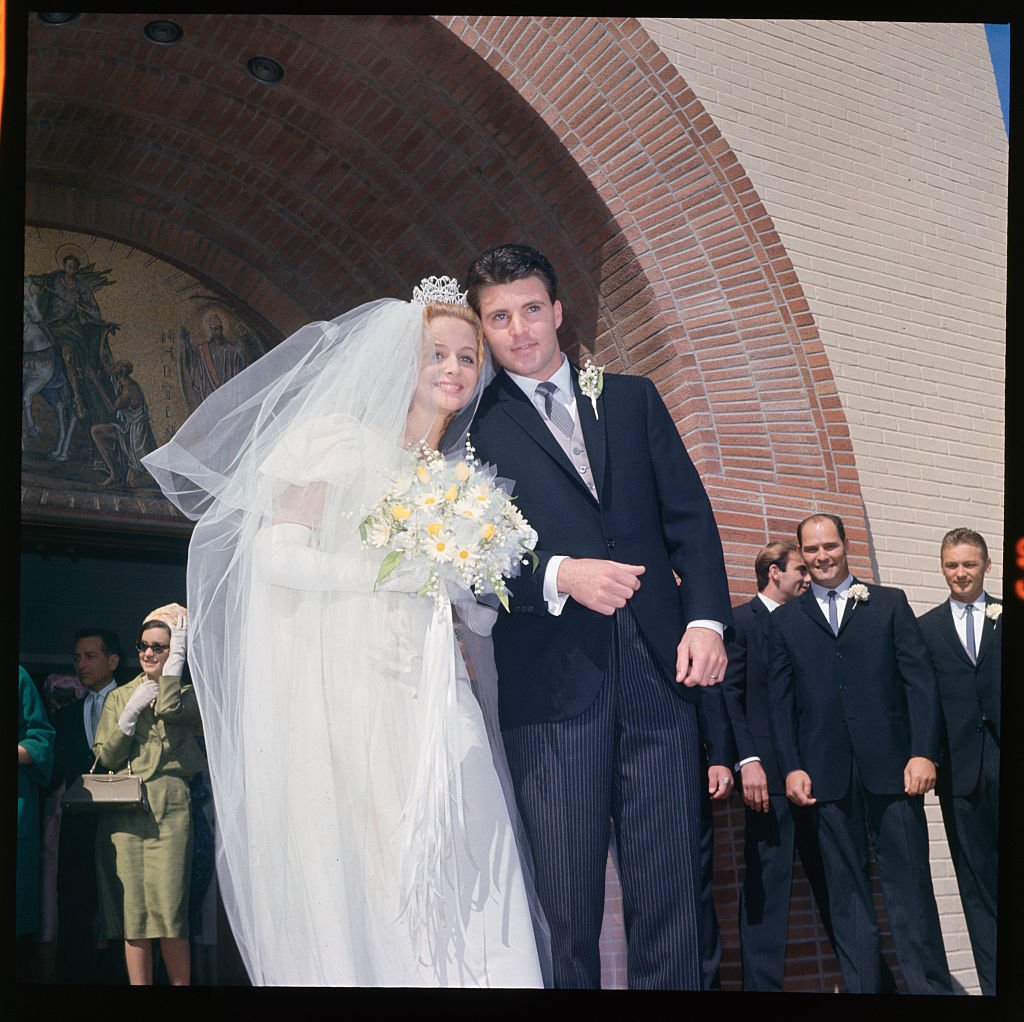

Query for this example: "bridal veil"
[144,297,550,986]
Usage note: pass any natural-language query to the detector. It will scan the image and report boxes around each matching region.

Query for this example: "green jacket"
[93,672,205,782]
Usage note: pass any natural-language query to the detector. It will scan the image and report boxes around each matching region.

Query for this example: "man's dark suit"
[696,684,736,991]
[918,597,1001,995]
[721,595,835,990]
[766,582,951,994]
[471,366,732,988]
[48,697,125,984]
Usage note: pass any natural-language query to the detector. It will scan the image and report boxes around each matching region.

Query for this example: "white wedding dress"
[142,300,548,987]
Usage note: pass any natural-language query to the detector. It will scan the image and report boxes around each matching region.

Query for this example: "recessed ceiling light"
[143,20,184,45]
[246,56,285,84]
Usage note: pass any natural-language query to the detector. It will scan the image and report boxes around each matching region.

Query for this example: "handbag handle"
[87,755,134,776]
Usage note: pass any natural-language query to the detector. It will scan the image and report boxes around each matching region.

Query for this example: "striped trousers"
[502,607,704,989]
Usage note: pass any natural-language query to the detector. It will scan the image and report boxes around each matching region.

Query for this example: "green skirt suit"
[93,673,205,940]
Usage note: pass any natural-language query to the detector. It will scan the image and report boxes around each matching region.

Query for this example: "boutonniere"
[985,603,1002,623]
[579,358,604,419]
[847,584,870,603]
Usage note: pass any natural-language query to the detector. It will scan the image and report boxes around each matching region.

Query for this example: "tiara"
[411,275,468,307]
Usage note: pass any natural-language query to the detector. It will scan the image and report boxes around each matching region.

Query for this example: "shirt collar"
[950,593,987,613]
[87,678,117,700]
[809,575,854,601]
[757,592,781,612]
[504,354,572,401]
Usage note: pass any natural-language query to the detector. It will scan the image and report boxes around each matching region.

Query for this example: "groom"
[466,244,732,989]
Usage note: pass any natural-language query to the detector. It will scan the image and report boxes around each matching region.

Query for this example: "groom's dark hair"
[465,244,558,314]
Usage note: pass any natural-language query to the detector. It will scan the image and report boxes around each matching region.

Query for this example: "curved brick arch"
[24,12,870,578]
[442,16,870,577]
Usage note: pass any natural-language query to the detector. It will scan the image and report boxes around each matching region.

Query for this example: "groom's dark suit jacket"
[766,582,941,802]
[917,597,1001,798]
[471,366,732,729]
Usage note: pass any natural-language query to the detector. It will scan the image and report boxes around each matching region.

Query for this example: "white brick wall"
[641,18,1006,614]
[641,18,1007,995]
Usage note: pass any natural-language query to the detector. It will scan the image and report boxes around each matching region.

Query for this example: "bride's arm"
[254,521,419,593]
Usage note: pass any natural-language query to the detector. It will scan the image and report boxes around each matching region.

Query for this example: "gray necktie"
[86,693,102,745]
[827,590,839,635]
[534,381,574,438]
[964,604,977,664]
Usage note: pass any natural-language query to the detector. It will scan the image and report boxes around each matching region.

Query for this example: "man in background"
[48,627,127,984]
[766,514,950,994]
[721,541,839,990]
[918,528,1000,995]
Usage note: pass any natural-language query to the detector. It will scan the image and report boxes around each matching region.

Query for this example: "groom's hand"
[557,558,645,615]
[675,627,727,687]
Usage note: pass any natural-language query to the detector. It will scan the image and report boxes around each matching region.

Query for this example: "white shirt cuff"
[686,619,724,637]
[543,555,570,615]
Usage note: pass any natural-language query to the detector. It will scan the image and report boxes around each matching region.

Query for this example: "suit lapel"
[938,598,977,668]
[799,588,835,636]
[572,365,607,500]
[836,579,865,636]
[975,596,1000,665]
[748,596,771,656]
[493,370,599,505]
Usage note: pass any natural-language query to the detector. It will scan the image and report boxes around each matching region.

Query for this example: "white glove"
[118,679,160,735]
[163,614,188,677]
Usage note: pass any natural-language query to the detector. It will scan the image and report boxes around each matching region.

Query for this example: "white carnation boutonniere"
[579,358,604,419]
[847,583,870,603]
[985,603,1002,624]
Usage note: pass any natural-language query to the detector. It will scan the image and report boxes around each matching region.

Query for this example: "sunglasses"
[136,641,170,654]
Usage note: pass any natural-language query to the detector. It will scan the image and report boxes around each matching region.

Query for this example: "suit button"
[977,725,984,732]
[606,539,616,550]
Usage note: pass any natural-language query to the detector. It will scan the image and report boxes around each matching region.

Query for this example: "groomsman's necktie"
[534,381,574,438]
[827,590,840,635]
[964,604,977,664]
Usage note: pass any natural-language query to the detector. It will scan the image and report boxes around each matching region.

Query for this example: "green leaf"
[357,514,371,543]
[520,541,540,572]
[374,549,405,587]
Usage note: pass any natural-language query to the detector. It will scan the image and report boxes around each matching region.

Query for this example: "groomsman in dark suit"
[721,541,839,990]
[918,528,1000,995]
[467,244,733,988]
[696,684,737,990]
[767,514,951,994]
[48,627,127,984]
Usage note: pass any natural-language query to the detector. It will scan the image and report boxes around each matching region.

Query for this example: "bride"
[143,279,549,987]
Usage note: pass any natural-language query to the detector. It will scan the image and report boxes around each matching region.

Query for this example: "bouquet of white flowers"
[359,439,538,610]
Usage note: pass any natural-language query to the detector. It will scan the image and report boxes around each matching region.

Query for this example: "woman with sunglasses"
[93,606,205,985]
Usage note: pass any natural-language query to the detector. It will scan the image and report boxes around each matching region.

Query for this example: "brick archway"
[25,12,870,576]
